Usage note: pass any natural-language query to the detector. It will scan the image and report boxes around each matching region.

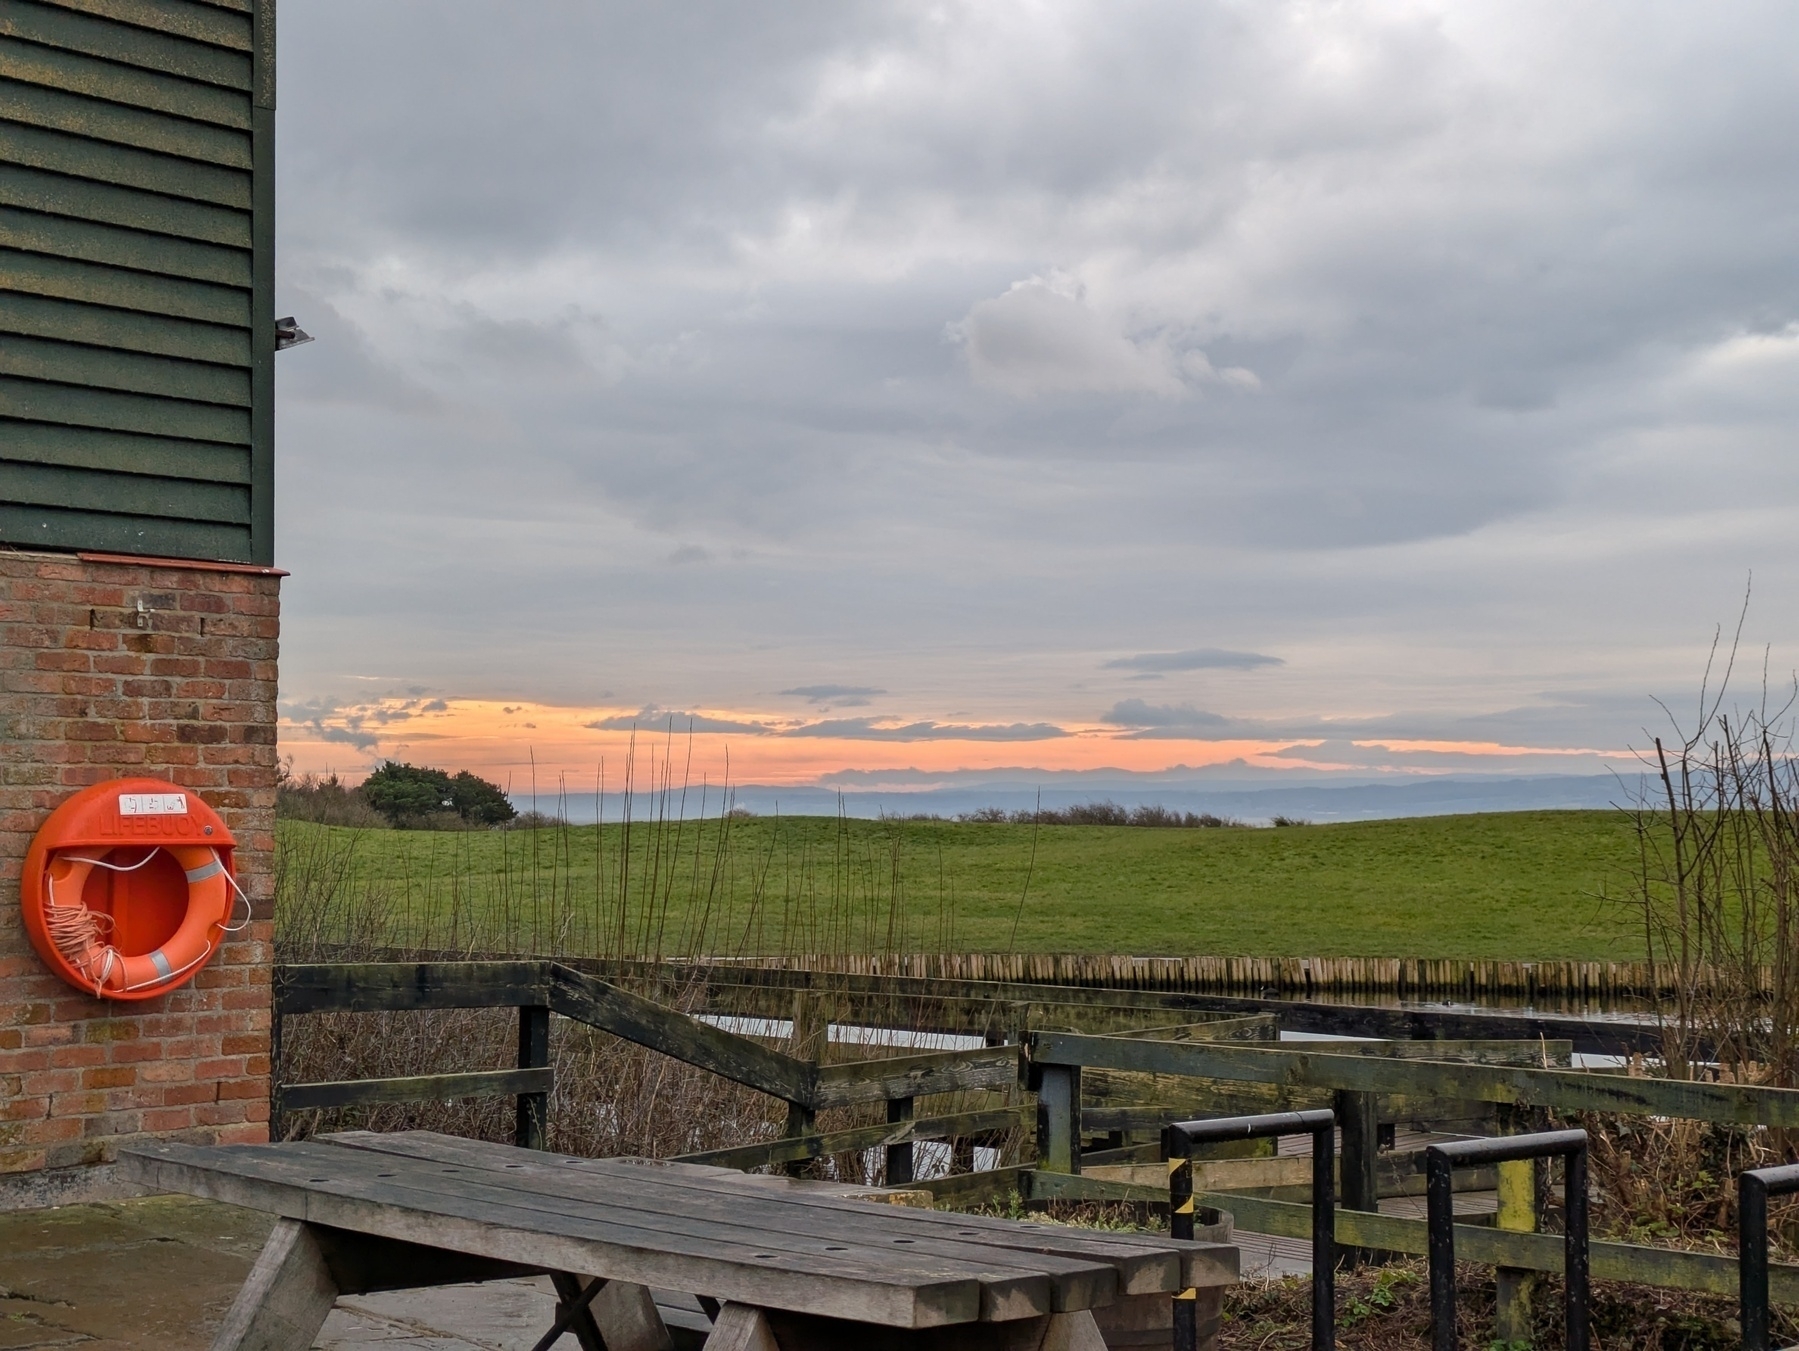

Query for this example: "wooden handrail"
[273,961,1791,1125]
[1029,1030,1799,1128]
[275,961,1023,1114]
[280,1068,553,1113]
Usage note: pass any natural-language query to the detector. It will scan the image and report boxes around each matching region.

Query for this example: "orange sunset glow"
[278,697,1626,792]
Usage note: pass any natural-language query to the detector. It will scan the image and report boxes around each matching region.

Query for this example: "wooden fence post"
[515,1004,549,1151]
[269,994,285,1145]
[1037,1065,1081,1174]
[1494,1106,1539,1343]
[886,1096,915,1185]
[784,992,824,1175]
[1335,1088,1380,1267]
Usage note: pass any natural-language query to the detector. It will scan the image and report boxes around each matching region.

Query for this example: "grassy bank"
[276,809,1644,961]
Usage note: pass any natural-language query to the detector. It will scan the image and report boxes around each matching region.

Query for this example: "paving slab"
[327,1278,573,1350]
[0,1195,271,1351]
[0,1195,604,1350]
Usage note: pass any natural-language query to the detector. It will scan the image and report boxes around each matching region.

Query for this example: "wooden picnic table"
[121,1130,1237,1351]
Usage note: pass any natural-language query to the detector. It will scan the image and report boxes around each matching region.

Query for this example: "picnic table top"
[121,1130,1236,1329]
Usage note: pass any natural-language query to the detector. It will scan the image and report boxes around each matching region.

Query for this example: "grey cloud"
[586,708,775,735]
[281,695,346,723]
[1255,693,1662,751]
[275,291,445,415]
[783,719,1071,742]
[1086,690,1663,749]
[953,278,1187,399]
[450,310,596,377]
[1260,739,1625,777]
[273,2,1799,764]
[281,695,386,751]
[316,726,382,750]
[781,685,887,704]
[1100,700,1231,734]
[1105,649,1284,672]
[581,708,1069,741]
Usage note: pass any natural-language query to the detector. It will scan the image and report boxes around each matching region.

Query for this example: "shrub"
[959,806,1011,823]
[504,810,565,830]
[275,764,388,828]
[361,761,518,829]
[1626,644,1799,1086]
[448,769,518,825]
[954,801,1244,828]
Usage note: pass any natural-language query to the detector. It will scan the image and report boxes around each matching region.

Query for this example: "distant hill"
[647,772,1647,824]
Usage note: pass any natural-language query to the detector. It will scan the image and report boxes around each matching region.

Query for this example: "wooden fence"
[272,958,1799,1311]
[273,959,1030,1185]
[582,957,1665,1055]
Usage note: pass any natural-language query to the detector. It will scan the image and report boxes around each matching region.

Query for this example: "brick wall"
[0,549,280,1207]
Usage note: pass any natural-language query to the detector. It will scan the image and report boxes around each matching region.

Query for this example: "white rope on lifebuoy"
[44,848,245,996]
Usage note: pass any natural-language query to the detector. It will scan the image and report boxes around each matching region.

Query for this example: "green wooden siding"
[0,0,271,564]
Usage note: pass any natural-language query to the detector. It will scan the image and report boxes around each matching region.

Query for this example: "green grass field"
[276,809,1647,961]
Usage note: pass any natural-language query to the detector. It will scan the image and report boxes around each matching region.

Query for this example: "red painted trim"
[77,552,289,577]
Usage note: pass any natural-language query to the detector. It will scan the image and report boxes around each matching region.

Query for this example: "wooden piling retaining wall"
[703,953,1738,1003]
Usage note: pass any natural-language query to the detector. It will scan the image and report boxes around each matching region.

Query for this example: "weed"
[1339,1266,1418,1328]
[1221,1259,1780,1348]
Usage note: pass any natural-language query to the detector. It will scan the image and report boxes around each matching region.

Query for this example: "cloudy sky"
[273,1,1799,793]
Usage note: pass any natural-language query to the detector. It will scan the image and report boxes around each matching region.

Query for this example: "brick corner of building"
[1,550,281,1208]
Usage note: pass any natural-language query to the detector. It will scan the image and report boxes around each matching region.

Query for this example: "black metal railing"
[1166,1109,1336,1351]
[1425,1129,1588,1351]
[1739,1162,1799,1351]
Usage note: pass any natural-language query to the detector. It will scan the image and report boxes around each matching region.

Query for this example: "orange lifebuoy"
[20,779,244,1001]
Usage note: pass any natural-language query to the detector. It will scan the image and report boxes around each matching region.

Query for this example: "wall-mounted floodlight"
[275,317,314,350]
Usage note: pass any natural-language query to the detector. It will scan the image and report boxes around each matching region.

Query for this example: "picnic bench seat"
[120,1130,1238,1351]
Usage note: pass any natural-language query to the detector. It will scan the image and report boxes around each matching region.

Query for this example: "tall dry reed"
[272,742,1015,1178]
[1586,618,1799,1252]
[276,742,957,965]
[1628,671,1799,1090]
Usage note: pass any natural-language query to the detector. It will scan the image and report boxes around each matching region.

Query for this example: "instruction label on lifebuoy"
[119,793,187,816]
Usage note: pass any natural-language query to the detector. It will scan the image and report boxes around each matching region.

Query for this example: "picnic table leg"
[545,1273,674,1351]
[702,1302,780,1351]
[549,1273,610,1351]
[591,1279,676,1351]
[1038,1308,1108,1351]
[208,1218,339,1351]
[701,1303,1107,1351]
